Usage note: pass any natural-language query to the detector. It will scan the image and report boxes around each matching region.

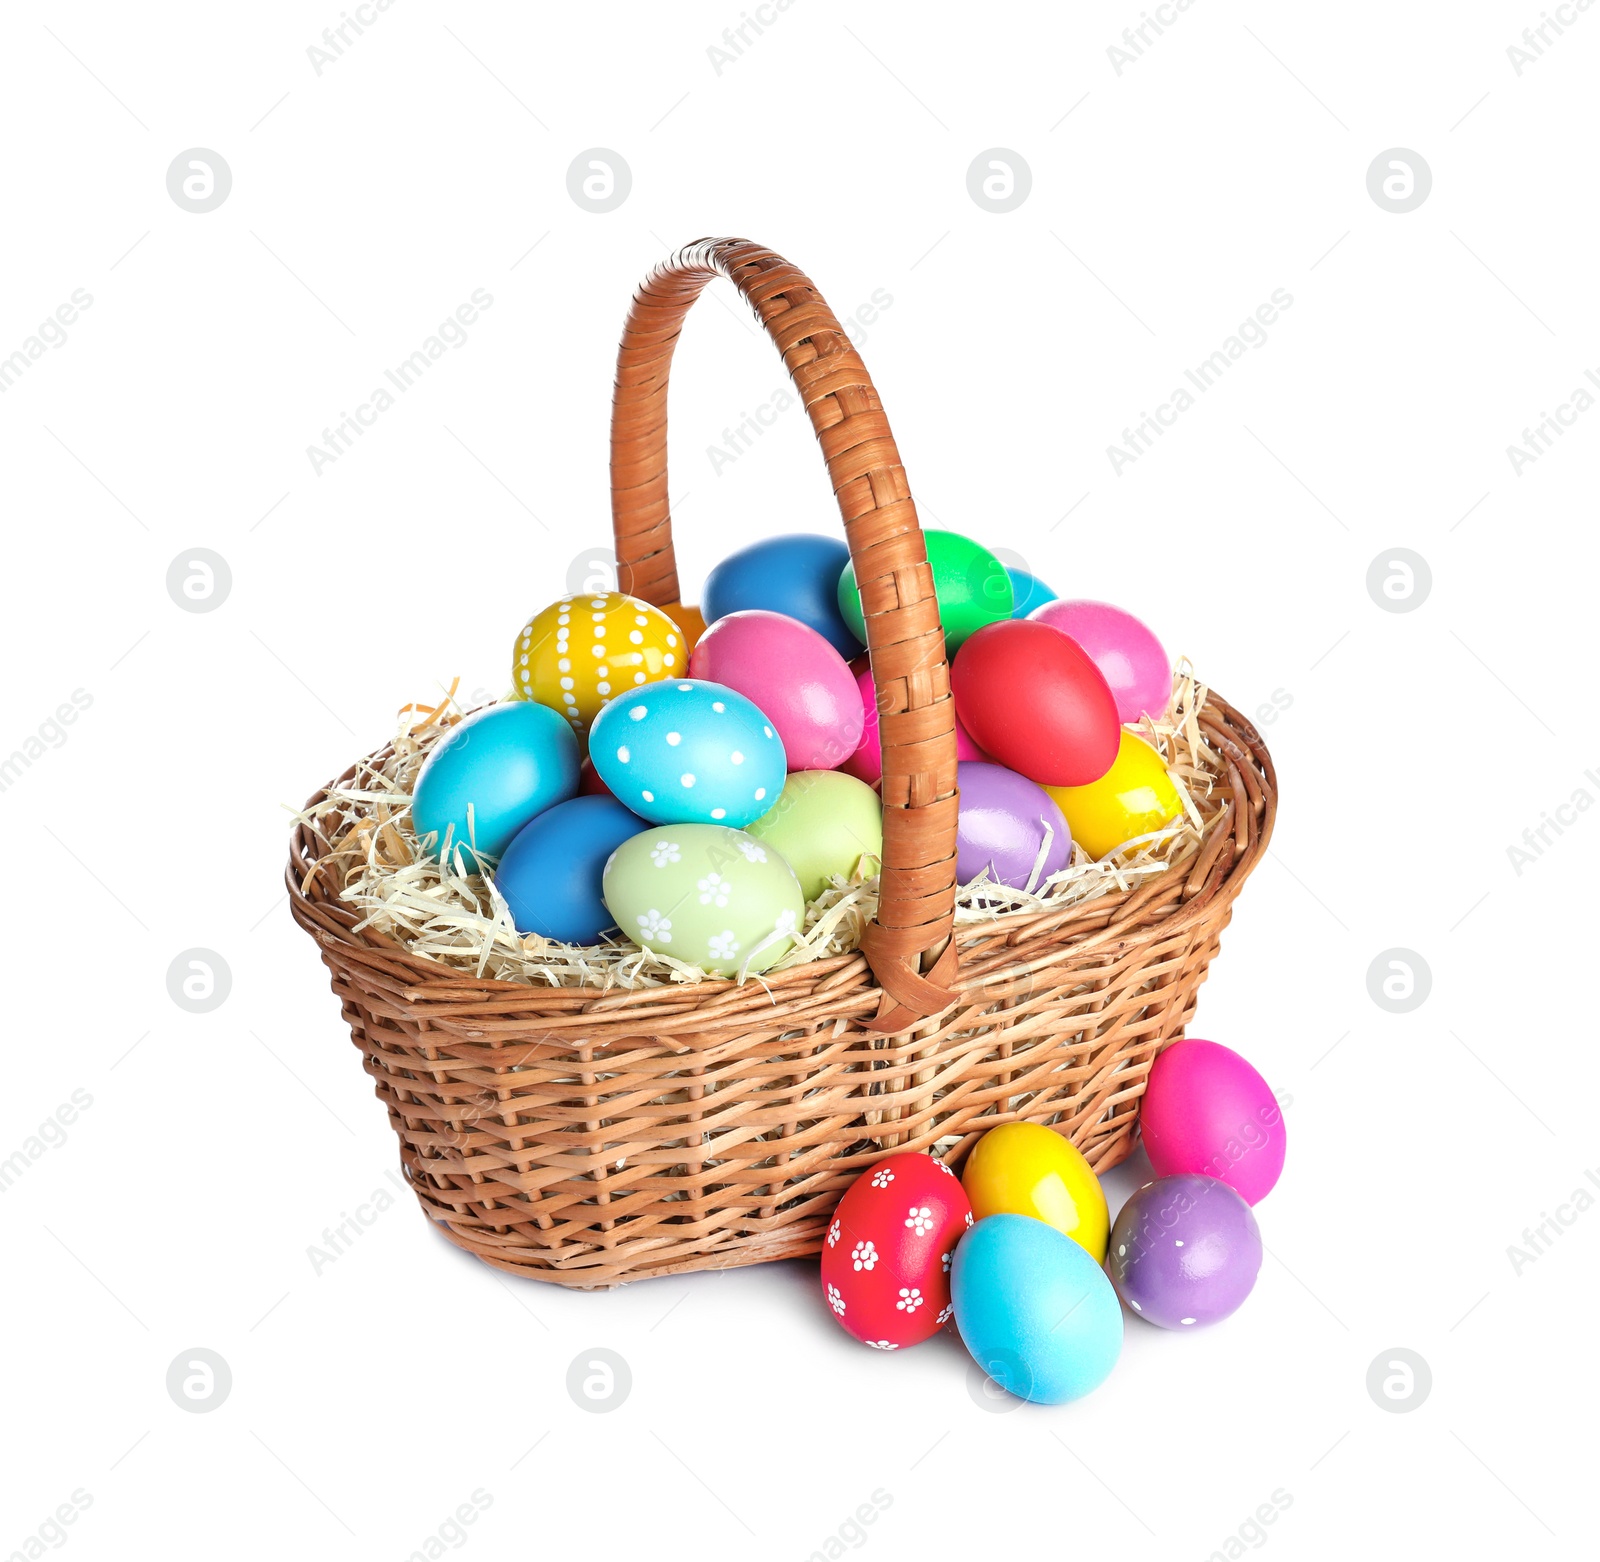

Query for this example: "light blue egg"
[589,679,786,827]
[1007,567,1058,619]
[412,702,580,870]
[951,1213,1123,1404]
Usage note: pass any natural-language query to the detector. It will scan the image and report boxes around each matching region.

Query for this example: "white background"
[2,2,1594,1558]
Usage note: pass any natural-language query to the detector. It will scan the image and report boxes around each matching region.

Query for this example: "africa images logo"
[304,290,494,474]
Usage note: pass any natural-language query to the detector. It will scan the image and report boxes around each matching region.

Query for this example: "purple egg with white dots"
[1105,1173,1262,1330]
[589,679,787,827]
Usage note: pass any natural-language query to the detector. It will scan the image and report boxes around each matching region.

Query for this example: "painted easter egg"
[702,534,863,659]
[841,662,986,784]
[1043,731,1182,860]
[1029,599,1171,725]
[1106,1174,1263,1329]
[955,762,1071,890]
[688,610,864,772]
[494,795,644,943]
[952,1214,1122,1404]
[951,619,1119,787]
[589,680,786,828]
[745,770,883,901]
[661,601,707,655]
[578,757,614,799]
[601,823,804,977]
[820,1154,972,1350]
[1006,566,1057,619]
[412,702,580,870]
[961,1121,1109,1262]
[1141,1039,1286,1205]
[512,592,685,737]
[837,530,1013,653]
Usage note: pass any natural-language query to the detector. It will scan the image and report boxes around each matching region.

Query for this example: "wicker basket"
[287,238,1277,1288]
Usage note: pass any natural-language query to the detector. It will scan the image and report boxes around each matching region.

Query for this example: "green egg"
[836,529,1014,652]
[602,823,805,977]
[745,771,883,901]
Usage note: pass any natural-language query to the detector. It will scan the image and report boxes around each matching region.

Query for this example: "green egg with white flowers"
[603,823,805,978]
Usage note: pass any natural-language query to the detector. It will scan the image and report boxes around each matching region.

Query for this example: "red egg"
[578,757,614,799]
[820,1153,973,1349]
[951,619,1120,787]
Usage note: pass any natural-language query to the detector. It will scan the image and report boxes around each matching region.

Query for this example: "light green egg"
[602,823,805,978]
[744,770,883,902]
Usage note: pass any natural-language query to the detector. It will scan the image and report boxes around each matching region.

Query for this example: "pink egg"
[842,660,986,784]
[1028,599,1171,725]
[1140,1039,1285,1206]
[688,610,864,771]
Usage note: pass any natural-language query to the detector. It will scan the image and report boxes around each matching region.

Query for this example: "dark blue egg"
[702,534,864,659]
[1007,567,1057,619]
[494,795,645,942]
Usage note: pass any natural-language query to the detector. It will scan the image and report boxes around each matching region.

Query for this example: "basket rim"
[286,687,1276,1021]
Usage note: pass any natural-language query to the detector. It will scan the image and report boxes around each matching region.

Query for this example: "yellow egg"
[512,592,683,736]
[1043,730,1182,860]
[962,1121,1109,1262]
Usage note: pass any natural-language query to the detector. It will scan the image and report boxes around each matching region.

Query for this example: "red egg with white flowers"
[952,619,1120,787]
[820,1153,973,1349]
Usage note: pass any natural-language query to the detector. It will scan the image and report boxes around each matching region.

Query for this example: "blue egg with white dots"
[590,679,786,827]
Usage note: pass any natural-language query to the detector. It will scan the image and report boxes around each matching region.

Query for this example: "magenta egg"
[842,661,986,784]
[956,762,1072,889]
[1106,1174,1262,1329]
[688,610,865,772]
[1140,1039,1285,1206]
[1028,599,1171,725]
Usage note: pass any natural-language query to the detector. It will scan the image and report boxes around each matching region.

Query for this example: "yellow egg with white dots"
[512,593,683,736]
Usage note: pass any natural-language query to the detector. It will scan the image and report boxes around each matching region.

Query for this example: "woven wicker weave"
[287,239,1277,1287]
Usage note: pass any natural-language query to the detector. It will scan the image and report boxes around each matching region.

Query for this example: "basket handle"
[610,238,959,1023]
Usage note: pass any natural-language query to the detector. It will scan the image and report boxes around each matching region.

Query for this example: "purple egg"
[1106,1174,1262,1329]
[956,761,1072,890]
